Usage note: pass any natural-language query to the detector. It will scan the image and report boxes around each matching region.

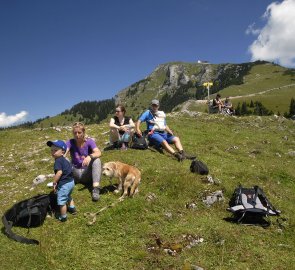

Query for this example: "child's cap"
[47,140,67,151]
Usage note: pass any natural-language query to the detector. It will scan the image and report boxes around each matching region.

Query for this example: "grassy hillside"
[1,114,295,269]
[221,64,294,96]
[184,63,294,115]
[35,114,82,128]
[185,84,294,116]
[216,63,295,115]
[231,86,295,115]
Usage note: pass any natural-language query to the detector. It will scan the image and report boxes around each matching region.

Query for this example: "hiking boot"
[92,187,100,202]
[173,152,185,162]
[120,142,128,150]
[179,150,196,160]
[104,141,121,151]
[58,216,67,222]
[68,207,77,215]
[103,144,115,151]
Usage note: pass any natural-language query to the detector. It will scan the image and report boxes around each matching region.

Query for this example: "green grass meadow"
[215,63,295,115]
[0,114,294,269]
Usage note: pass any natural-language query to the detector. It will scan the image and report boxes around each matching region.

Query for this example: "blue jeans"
[57,180,75,206]
[120,132,130,143]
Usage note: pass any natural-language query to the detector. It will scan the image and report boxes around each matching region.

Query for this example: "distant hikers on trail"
[223,97,235,115]
[211,94,235,115]
[212,94,224,113]
[135,99,195,161]
[65,122,102,202]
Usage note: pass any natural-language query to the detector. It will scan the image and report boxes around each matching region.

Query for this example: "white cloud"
[0,111,29,128]
[245,23,261,35]
[248,0,295,67]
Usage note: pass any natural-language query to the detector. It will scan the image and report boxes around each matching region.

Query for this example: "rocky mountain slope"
[20,60,294,128]
[115,61,258,113]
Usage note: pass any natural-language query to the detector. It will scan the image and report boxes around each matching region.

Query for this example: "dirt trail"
[229,83,295,100]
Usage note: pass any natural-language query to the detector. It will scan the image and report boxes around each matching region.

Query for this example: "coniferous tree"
[60,98,115,124]
[241,102,248,115]
[253,101,272,116]
[254,101,262,115]
[289,97,295,117]
[235,103,241,115]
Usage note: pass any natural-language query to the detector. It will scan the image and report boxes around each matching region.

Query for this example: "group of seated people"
[211,94,235,115]
[109,95,234,155]
[109,94,237,153]
[62,99,193,202]
[107,99,190,162]
[47,96,234,221]
[65,96,233,202]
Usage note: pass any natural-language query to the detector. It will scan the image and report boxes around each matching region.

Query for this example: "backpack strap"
[148,110,156,131]
[252,186,259,208]
[2,214,39,245]
[237,185,243,206]
[254,186,280,215]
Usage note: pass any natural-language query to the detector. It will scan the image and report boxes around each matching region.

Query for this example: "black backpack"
[190,159,209,175]
[130,133,148,150]
[2,193,55,245]
[227,185,281,224]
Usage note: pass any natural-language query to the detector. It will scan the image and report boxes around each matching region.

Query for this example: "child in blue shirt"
[47,140,76,222]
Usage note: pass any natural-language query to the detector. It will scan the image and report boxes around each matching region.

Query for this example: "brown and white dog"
[102,161,141,200]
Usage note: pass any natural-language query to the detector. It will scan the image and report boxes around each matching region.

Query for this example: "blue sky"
[1,0,294,127]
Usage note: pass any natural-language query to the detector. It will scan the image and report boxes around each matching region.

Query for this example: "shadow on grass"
[223,215,270,228]
[77,183,118,195]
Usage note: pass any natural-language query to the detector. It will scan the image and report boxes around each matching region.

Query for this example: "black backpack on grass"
[190,159,209,175]
[130,133,148,150]
[2,193,55,245]
[227,185,281,224]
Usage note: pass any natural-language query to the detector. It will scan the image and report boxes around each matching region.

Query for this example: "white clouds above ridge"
[0,111,28,128]
[247,0,295,67]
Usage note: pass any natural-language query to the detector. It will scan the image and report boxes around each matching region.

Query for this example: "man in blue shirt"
[135,99,189,161]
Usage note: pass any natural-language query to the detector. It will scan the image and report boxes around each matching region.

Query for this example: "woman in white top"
[109,105,135,149]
